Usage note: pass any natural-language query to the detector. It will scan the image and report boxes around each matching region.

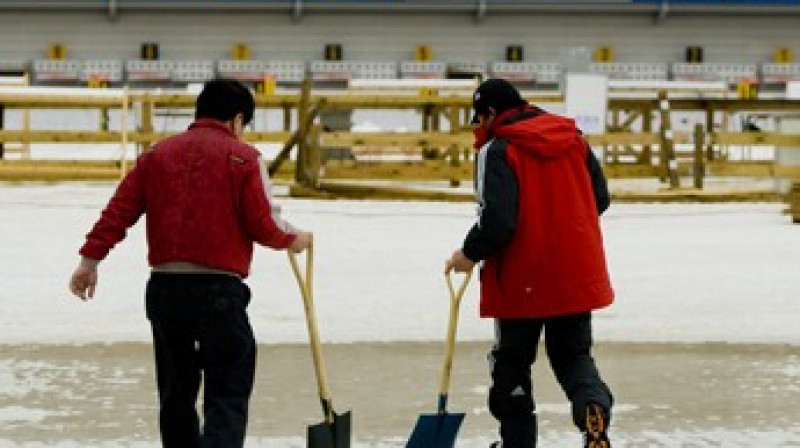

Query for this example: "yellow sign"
[414,45,433,62]
[233,43,251,61]
[48,44,66,60]
[774,47,795,64]
[256,75,276,95]
[594,46,613,63]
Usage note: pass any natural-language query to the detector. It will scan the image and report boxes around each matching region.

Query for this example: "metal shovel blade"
[405,412,466,448]
[307,410,352,448]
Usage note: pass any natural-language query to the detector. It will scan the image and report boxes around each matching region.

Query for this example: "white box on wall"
[787,81,800,100]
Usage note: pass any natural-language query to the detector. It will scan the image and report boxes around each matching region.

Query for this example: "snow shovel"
[406,270,472,448]
[288,246,352,448]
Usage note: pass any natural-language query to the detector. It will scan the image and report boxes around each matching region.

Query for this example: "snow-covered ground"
[1,183,799,447]
[1,183,798,346]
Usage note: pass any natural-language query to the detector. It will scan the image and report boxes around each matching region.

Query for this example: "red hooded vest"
[479,109,614,318]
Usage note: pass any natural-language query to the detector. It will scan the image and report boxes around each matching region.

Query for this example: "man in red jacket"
[68,79,312,448]
[446,78,614,448]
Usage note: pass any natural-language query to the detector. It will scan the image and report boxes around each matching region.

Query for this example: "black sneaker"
[584,403,611,448]
[489,443,502,448]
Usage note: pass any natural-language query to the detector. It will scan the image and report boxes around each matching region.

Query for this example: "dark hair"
[195,78,255,125]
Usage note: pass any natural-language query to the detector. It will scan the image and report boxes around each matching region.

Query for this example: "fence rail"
[2,86,800,197]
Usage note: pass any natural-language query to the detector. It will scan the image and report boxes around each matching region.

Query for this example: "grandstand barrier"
[9,57,800,93]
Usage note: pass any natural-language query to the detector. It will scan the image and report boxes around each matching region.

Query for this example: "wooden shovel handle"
[288,245,336,423]
[437,270,472,412]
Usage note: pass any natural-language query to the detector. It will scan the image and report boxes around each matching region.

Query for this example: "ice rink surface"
[1,183,799,446]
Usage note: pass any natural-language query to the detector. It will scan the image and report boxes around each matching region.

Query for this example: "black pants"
[488,312,613,448]
[145,273,257,448]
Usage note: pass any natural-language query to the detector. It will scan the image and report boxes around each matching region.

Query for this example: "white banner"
[565,73,608,136]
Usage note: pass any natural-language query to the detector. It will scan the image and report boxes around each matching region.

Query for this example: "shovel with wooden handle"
[288,246,352,448]
[406,270,472,448]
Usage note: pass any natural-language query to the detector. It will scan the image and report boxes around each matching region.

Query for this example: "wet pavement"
[0,342,799,446]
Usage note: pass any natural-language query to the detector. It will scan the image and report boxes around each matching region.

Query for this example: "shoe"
[489,443,502,448]
[584,403,610,448]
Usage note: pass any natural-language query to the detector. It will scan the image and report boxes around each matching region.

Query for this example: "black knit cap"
[470,78,527,125]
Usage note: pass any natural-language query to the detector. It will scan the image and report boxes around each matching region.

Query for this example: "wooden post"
[446,107,461,187]
[100,107,110,132]
[120,88,130,179]
[705,105,715,161]
[656,95,668,183]
[693,123,705,189]
[447,144,461,188]
[720,105,730,160]
[610,108,620,163]
[657,90,680,188]
[283,105,291,132]
[641,106,653,164]
[421,106,431,132]
[140,95,154,155]
[295,78,312,185]
[268,100,325,177]
[619,109,641,163]
[306,124,322,187]
[21,107,30,159]
[0,105,4,158]
[788,182,800,224]
[21,105,30,158]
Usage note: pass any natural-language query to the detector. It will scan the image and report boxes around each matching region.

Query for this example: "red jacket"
[79,119,295,278]
[465,108,613,318]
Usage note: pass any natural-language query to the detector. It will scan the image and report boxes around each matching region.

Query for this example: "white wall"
[0,11,797,63]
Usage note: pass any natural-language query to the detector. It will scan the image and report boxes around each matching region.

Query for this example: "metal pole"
[107,0,118,20]
[292,0,303,22]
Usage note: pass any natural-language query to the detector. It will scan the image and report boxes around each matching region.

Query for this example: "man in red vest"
[69,79,312,447]
[446,78,614,448]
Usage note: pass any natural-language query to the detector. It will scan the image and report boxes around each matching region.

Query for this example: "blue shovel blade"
[405,412,466,448]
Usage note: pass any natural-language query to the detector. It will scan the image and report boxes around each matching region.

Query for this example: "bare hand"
[289,231,313,253]
[69,264,98,301]
[445,249,475,274]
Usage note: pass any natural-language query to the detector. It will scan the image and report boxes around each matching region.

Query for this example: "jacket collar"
[189,118,236,137]
[473,106,544,148]
[490,105,545,132]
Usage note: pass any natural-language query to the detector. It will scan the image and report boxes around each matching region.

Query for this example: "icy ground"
[1,183,799,447]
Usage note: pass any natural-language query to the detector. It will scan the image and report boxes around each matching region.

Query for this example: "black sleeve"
[462,141,518,262]
[586,146,611,215]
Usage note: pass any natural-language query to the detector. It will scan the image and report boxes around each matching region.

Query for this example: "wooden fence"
[1,85,800,201]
